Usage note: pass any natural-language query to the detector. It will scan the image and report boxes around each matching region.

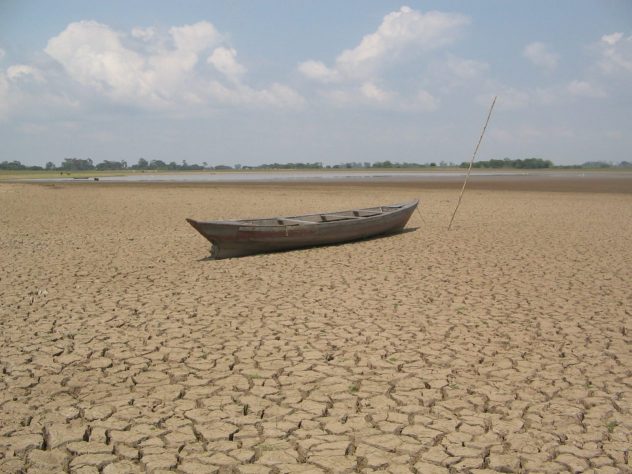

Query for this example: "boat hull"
[187,200,418,259]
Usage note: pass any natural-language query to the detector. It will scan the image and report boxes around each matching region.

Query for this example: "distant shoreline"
[3,169,631,194]
[2,167,631,182]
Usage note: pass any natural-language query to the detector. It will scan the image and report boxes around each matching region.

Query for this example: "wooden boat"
[186,199,418,259]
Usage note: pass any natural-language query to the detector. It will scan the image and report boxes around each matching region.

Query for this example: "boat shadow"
[196,226,419,261]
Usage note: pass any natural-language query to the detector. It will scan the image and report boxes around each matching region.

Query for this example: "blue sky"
[1,1,630,166]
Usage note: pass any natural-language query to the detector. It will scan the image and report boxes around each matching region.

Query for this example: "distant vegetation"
[459,158,554,169]
[246,161,449,169]
[0,160,46,171]
[1,157,631,171]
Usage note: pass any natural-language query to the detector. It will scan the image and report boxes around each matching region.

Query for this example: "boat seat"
[354,211,383,217]
[321,214,363,221]
[278,218,318,225]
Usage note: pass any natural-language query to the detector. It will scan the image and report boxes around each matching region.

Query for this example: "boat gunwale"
[187,199,419,228]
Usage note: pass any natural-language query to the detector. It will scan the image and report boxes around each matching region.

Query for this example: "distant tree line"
[245,161,456,169]
[459,157,554,169]
[369,161,448,168]
[128,158,207,171]
[458,158,632,169]
[244,162,324,170]
[2,157,631,171]
[0,157,208,171]
[0,160,46,170]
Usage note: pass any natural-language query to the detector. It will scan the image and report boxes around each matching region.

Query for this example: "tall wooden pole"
[448,96,497,231]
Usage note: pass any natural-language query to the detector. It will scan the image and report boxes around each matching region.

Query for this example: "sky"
[0,1,631,166]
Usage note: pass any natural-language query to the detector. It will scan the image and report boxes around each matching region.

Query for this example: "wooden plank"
[322,214,362,220]
[279,218,318,225]
[354,211,383,217]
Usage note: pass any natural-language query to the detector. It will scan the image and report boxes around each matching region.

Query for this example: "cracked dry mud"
[1,182,631,473]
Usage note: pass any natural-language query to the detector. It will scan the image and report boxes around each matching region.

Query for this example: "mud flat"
[1,177,631,473]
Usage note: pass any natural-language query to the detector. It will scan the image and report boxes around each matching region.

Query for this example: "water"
[25,170,534,183]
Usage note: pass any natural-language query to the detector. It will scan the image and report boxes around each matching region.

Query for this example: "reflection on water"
[26,170,538,183]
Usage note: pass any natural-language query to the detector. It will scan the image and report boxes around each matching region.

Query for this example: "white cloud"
[360,82,392,102]
[170,22,220,54]
[131,26,156,41]
[38,19,300,111]
[43,20,219,106]
[297,60,340,83]
[207,47,246,81]
[598,32,632,74]
[7,64,44,82]
[297,6,467,110]
[601,32,623,46]
[523,42,558,70]
[299,6,468,82]
[567,80,606,98]
[45,21,155,103]
[0,48,5,61]
[338,7,468,77]
[0,69,57,120]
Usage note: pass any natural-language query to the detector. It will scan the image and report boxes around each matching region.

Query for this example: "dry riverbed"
[1,180,631,473]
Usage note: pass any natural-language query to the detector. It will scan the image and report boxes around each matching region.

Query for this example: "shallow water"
[26,170,533,183]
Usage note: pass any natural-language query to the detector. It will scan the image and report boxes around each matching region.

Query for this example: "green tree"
[60,158,94,170]
[135,158,149,169]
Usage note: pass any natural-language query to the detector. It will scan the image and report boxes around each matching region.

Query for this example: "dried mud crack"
[1,182,631,473]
